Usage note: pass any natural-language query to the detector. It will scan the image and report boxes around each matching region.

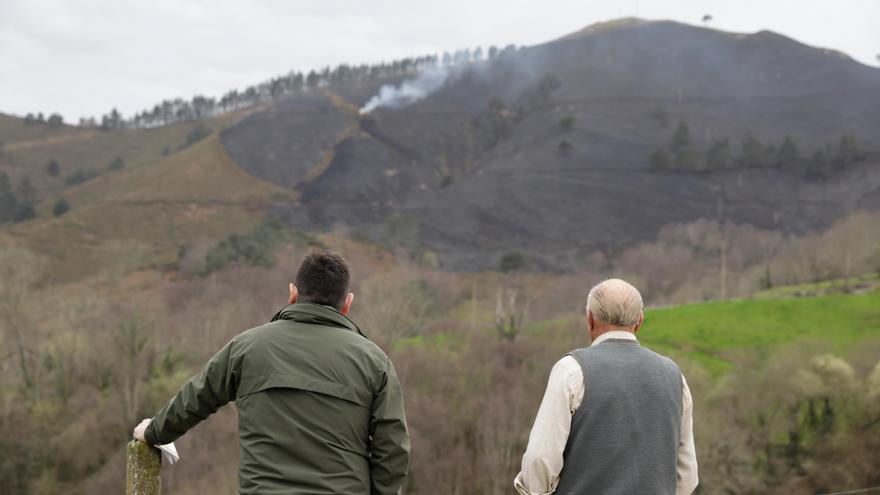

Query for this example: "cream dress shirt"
[514,331,698,495]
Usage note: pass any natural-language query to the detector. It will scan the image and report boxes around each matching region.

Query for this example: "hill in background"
[221,19,880,269]
[0,109,294,280]
[1,18,879,278]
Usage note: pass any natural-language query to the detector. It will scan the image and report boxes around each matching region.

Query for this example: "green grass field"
[639,289,880,375]
[406,286,880,378]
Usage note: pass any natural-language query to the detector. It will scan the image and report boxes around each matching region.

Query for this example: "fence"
[126,441,161,495]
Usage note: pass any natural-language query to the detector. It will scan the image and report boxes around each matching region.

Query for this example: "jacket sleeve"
[144,340,240,445]
[369,357,411,495]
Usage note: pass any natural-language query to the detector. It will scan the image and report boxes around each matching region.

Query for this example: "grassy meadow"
[641,289,880,375]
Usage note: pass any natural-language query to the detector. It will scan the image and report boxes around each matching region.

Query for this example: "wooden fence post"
[126,440,161,495]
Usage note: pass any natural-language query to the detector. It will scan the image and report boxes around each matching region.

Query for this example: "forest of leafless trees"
[1,211,879,494]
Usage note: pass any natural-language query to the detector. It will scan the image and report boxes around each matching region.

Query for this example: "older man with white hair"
[514,278,698,495]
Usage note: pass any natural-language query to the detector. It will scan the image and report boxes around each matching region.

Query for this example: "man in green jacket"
[132,250,410,494]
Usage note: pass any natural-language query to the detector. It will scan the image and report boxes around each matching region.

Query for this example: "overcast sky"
[1,0,878,121]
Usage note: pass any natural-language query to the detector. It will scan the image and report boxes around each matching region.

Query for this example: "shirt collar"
[591,330,639,347]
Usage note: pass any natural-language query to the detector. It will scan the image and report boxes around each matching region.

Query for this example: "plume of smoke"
[360,66,450,114]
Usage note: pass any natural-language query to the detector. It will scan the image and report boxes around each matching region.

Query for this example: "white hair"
[586,279,644,327]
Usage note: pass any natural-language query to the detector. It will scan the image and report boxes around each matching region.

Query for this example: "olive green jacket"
[144,303,410,494]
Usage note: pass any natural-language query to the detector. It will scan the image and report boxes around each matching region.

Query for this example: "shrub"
[201,220,302,275]
[0,173,15,223]
[778,135,801,167]
[53,199,70,217]
[705,139,730,170]
[649,150,671,170]
[107,157,125,171]
[557,140,573,157]
[650,104,670,128]
[46,159,61,177]
[499,251,526,272]
[559,116,575,132]
[13,178,36,222]
[65,168,99,186]
[671,120,691,151]
[834,133,861,166]
[179,124,211,150]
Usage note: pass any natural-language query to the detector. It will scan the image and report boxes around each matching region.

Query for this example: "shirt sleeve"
[676,374,699,495]
[514,356,582,495]
[369,357,411,495]
[144,340,240,445]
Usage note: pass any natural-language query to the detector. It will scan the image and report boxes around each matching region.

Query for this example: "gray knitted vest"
[554,339,683,495]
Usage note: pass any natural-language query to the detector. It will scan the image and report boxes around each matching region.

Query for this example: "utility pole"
[470,281,477,331]
[720,238,728,300]
[717,194,728,300]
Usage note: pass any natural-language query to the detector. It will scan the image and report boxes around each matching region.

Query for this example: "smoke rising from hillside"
[360,66,450,114]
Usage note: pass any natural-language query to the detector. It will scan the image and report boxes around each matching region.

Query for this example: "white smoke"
[360,66,450,114]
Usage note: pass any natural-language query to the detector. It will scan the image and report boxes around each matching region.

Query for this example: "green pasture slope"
[640,289,880,375]
[397,282,879,378]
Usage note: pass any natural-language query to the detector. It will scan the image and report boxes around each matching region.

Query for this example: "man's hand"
[133,418,152,443]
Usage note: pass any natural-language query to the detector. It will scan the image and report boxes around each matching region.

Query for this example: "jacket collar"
[271,302,367,338]
[591,330,639,347]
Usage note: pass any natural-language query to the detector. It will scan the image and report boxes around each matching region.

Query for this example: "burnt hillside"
[221,18,880,270]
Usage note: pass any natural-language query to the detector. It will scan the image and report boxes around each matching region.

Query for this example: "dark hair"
[294,250,350,309]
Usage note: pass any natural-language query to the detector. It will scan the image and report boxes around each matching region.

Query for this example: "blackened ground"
[222,19,880,270]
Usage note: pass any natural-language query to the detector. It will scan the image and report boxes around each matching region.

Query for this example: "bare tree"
[0,248,45,392]
[494,285,528,341]
[112,311,155,431]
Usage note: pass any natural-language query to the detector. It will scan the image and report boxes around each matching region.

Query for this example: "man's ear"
[587,310,595,332]
[288,283,298,305]
[340,292,354,316]
[633,312,644,334]
[587,310,598,344]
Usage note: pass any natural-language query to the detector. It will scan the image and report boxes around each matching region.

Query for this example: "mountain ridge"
[2,18,879,273]
[220,18,880,269]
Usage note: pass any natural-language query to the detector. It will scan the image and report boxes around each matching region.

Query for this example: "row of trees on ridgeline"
[22,45,520,131]
[21,112,65,128]
[649,120,867,178]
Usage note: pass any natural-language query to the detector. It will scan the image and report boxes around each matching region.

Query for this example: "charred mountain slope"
[221,18,880,270]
